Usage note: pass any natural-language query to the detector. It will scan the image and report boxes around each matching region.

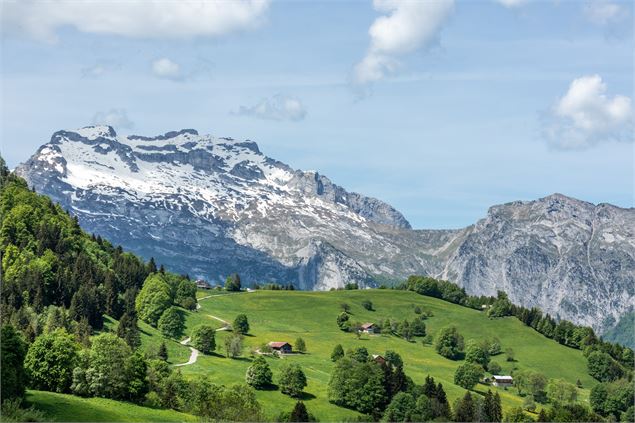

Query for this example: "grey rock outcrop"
[15,126,635,334]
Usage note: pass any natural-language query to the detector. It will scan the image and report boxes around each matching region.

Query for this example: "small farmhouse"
[491,375,514,387]
[360,323,376,334]
[268,342,293,354]
[196,279,212,289]
[372,354,386,365]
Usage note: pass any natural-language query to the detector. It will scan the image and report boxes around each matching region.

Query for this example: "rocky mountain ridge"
[15,126,635,333]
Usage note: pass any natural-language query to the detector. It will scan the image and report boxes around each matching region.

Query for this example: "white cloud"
[81,61,121,78]
[152,58,182,81]
[496,0,528,8]
[542,75,633,150]
[92,109,135,129]
[583,1,625,25]
[353,0,455,85]
[236,95,307,121]
[2,0,269,42]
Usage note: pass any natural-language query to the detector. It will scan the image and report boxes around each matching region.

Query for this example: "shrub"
[361,300,373,311]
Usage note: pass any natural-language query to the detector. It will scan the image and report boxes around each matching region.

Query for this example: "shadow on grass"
[258,384,280,392]
[295,392,317,401]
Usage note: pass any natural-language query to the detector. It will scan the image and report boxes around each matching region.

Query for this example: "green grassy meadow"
[177,289,595,420]
[26,390,197,422]
[30,289,596,422]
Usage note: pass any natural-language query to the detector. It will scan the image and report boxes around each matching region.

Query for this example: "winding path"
[173,291,250,366]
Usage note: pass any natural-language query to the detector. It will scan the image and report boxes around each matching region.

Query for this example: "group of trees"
[252,283,295,290]
[135,272,196,335]
[327,347,415,419]
[225,273,242,292]
[452,390,502,422]
[590,378,634,421]
[245,357,307,398]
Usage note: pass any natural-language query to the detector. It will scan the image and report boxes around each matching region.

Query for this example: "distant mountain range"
[16,126,635,334]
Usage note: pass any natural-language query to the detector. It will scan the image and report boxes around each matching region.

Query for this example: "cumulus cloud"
[236,95,307,122]
[542,75,633,150]
[496,0,528,8]
[152,58,182,81]
[92,109,135,129]
[2,0,269,42]
[353,0,454,85]
[583,1,626,25]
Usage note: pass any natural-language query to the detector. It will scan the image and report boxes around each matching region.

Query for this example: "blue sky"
[1,0,633,229]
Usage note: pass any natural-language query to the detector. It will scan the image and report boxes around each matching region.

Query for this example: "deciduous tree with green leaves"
[158,306,184,339]
[279,363,308,398]
[435,326,464,360]
[24,328,79,393]
[191,325,216,354]
[245,356,273,389]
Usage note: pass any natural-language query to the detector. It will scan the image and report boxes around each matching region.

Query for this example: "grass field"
[45,289,596,421]
[26,390,197,422]
[170,289,596,421]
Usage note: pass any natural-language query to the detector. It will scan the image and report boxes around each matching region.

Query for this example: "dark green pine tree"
[423,375,437,398]
[436,382,448,405]
[492,392,503,422]
[454,391,476,422]
[70,283,103,329]
[75,316,92,347]
[483,390,498,422]
[117,311,141,349]
[290,401,310,422]
[148,257,157,274]
[104,272,122,319]
[158,342,168,361]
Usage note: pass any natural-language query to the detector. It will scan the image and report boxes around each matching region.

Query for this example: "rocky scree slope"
[15,126,635,333]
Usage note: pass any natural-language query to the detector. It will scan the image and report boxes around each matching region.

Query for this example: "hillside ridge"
[15,126,635,334]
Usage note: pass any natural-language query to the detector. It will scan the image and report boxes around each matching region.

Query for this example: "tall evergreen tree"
[290,401,311,422]
[455,391,476,422]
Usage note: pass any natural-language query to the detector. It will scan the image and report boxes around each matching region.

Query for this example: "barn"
[268,341,293,354]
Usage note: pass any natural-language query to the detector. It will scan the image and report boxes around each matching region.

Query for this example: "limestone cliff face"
[16,126,635,334]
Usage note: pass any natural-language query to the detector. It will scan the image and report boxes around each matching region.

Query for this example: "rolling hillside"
[124,289,598,421]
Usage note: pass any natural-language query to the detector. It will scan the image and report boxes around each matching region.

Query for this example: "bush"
[0,399,47,423]
[336,312,350,331]
[191,325,216,354]
[361,300,373,311]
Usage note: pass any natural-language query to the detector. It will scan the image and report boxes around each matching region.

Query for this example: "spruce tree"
[454,391,475,422]
[290,401,310,422]
[158,342,168,361]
